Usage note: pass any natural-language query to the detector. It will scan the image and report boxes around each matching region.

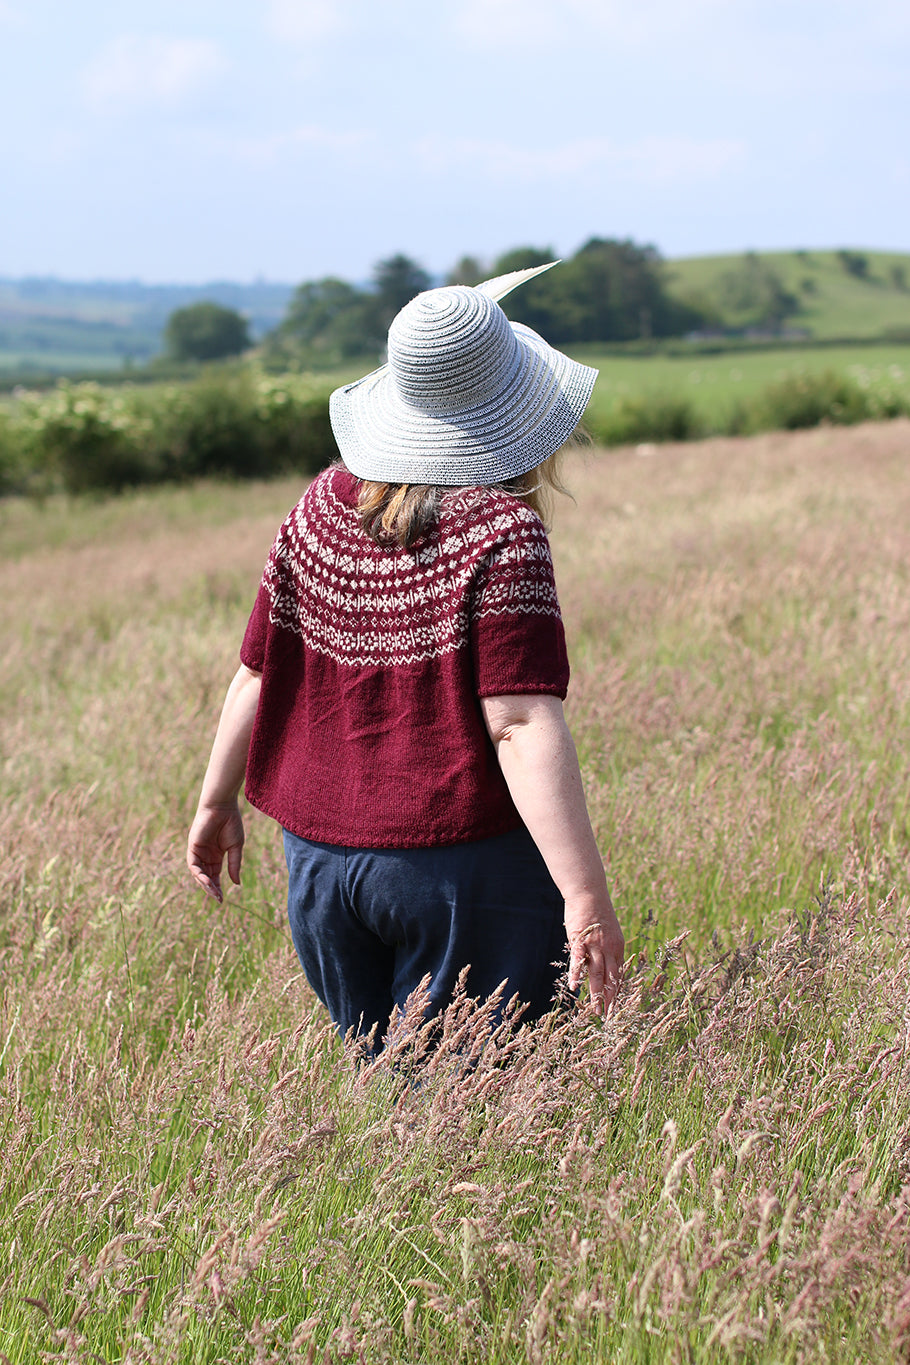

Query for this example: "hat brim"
[329,323,597,487]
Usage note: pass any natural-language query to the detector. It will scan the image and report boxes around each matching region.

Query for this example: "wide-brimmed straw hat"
[329,261,598,486]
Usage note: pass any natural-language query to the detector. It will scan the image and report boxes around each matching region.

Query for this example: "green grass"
[574,341,910,435]
[3,422,910,1360]
[0,348,135,373]
[0,278,293,376]
[666,248,910,340]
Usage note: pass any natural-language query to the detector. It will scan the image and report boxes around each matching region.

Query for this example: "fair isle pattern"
[260,468,562,669]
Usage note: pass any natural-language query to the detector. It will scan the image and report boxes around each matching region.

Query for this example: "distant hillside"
[665,249,910,341]
[2,250,909,379]
[0,277,294,376]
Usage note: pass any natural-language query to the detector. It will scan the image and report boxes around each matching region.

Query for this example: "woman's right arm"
[480,692,624,1012]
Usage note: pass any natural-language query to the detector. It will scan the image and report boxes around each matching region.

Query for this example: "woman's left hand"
[565,895,625,1015]
[187,800,245,903]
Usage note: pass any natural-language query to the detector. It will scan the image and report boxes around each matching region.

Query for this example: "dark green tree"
[837,250,870,280]
[492,239,701,343]
[563,238,671,341]
[262,277,381,369]
[371,254,432,329]
[445,255,486,286]
[264,255,433,370]
[280,277,366,345]
[164,301,250,362]
[488,246,560,335]
[285,278,378,355]
[713,253,799,329]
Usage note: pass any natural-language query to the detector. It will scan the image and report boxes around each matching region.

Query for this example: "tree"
[491,239,701,343]
[445,255,486,286]
[489,246,560,335]
[263,276,381,369]
[263,254,434,370]
[164,302,250,362]
[837,250,869,280]
[713,253,798,330]
[564,238,672,342]
[371,254,432,329]
[282,278,378,354]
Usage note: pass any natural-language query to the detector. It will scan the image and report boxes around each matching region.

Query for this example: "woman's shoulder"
[441,484,548,543]
[300,462,356,503]
[284,463,358,525]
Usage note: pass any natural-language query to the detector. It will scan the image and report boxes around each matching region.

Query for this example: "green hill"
[2,250,909,379]
[665,249,910,341]
[0,277,294,377]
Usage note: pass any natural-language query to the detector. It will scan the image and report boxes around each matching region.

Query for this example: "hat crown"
[387,286,520,414]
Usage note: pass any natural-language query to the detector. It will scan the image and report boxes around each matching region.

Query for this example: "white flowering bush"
[11,382,162,494]
[2,368,337,495]
[0,404,34,495]
[2,357,908,498]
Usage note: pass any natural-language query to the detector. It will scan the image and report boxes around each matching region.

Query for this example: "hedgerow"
[1,364,909,497]
[0,368,337,496]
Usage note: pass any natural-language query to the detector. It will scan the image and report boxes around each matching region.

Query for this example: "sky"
[1,0,908,285]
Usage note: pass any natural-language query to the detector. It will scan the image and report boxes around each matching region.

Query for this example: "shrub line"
[1,364,909,498]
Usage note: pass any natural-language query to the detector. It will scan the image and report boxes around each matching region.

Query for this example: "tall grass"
[3,422,910,1360]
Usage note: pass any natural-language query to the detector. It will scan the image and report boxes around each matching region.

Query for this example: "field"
[0,278,294,378]
[2,248,909,380]
[665,249,910,340]
[3,421,910,1360]
[0,348,137,375]
[578,341,910,435]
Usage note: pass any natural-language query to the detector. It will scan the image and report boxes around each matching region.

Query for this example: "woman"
[187,262,624,1045]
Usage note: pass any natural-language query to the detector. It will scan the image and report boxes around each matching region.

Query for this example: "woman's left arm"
[481,692,625,1012]
[187,663,262,903]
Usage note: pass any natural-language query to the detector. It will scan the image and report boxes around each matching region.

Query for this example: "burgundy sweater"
[240,466,569,848]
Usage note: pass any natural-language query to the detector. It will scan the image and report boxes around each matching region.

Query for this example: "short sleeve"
[470,509,570,698]
[239,518,290,671]
[240,582,271,671]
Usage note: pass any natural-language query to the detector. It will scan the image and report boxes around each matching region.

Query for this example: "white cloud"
[625,135,745,182]
[451,0,729,48]
[267,0,342,42]
[266,0,379,43]
[80,35,227,113]
[228,124,376,165]
[0,1,25,26]
[414,133,745,184]
[451,0,561,48]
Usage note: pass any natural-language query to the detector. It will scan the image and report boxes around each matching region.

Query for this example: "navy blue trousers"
[282,824,567,1044]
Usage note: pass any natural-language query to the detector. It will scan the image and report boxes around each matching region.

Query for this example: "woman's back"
[241,465,569,847]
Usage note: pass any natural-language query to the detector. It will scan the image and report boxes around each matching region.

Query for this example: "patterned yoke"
[240,465,570,849]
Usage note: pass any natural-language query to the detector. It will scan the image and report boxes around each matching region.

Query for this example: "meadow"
[2,419,910,1361]
[665,249,910,341]
[578,343,910,438]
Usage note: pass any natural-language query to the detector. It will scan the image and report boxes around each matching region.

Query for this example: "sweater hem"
[244,788,523,850]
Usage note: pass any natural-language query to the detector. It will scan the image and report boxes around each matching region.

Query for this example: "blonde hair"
[351,435,584,550]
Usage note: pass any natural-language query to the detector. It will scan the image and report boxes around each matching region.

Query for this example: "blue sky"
[1,0,908,284]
